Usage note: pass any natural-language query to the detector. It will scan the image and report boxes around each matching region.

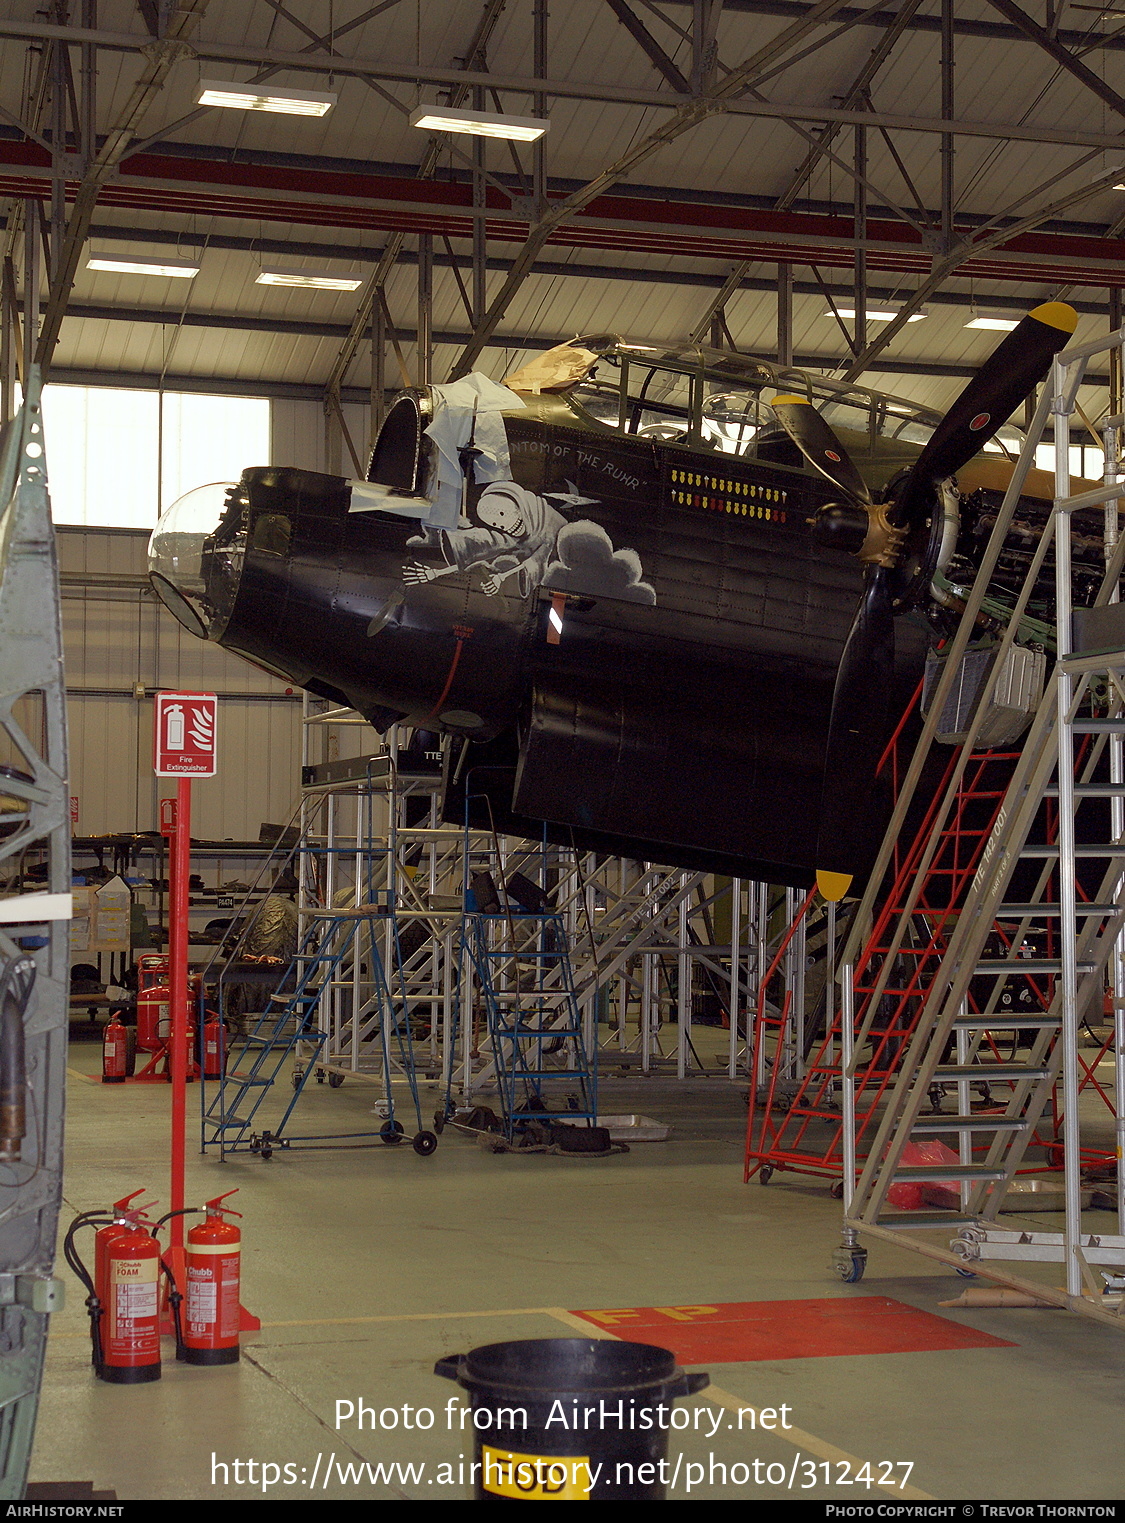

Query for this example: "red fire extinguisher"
[101,1013,128,1084]
[202,1011,226,1079]
[135,953,170,1053]
[93,1195,162,1383]
[184,1190,242,1365]
[94,1190,148,1302]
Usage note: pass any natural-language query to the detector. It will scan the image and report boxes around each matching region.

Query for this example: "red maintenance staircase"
[744,744,1058,1188]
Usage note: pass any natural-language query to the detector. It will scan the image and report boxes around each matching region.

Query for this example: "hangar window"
[39,386,270,530]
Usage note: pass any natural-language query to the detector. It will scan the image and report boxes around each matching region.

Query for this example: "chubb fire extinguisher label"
[187,1252,240,1336]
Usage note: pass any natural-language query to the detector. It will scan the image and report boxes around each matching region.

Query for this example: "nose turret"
[148,480,243,639]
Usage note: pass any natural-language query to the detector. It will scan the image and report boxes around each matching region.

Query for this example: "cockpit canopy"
[502,336,1025,494]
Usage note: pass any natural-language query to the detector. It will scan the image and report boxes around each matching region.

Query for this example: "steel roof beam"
[66,225,1124,311]
[774,0,922,211]
[841,167,1125,381]
[663,0,1125,51]
[41,357,1110,399]
[32,2,211,370]
[321,0,511,404]
[984,0,1125,124]
[6,3,1125,55]
[450,0,886,377]
[3,18,1125,144]
[605,0,692,92]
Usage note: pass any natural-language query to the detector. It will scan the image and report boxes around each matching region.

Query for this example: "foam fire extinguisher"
[65,1191,163,1383]
[184,1190,242,1365]
[101,1013,128,1084]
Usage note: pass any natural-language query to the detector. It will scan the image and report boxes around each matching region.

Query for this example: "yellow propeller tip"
[816,870,853,902]
[1028,301,1078,334]
[771,394,808,407]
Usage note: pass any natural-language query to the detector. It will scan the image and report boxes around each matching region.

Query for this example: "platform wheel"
[380,1119,405,1145]
[1046,1143,1065,1169]
[413,1131,438,1156]
[328,1072,344,1089]
[830,1179,845,1200]
[832,1247,867,1283]
[759,1163,774,1185]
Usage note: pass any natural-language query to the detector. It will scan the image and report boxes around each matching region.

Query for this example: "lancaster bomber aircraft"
[148,302,1094,899]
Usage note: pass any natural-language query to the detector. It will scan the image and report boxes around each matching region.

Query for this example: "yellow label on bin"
[480,1445,593,1501]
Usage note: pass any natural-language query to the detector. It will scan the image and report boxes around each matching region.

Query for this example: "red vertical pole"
[169,777,191,1252]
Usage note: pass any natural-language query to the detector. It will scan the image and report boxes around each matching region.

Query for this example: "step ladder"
[834,325,1125,1321]
[460,910,597,1141]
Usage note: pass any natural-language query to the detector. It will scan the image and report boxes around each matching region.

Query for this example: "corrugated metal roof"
[0,0,1121,416]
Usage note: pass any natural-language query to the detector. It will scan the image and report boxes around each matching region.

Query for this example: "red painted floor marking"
[570,1298,1013,1363]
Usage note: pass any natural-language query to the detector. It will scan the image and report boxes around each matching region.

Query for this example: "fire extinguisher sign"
[154,693,218,777]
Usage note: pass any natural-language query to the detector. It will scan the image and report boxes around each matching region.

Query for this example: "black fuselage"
[186,401,924,887]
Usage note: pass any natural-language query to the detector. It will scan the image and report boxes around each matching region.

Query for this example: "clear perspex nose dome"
[148,482,236,638]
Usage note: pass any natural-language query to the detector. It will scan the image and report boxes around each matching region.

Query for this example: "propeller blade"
[771,395,872,506]
[815,566,895,897]
[894,301,1076,528]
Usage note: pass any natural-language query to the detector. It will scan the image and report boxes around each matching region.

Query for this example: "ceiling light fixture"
[965,312,1021,331]
[86,253,200,278]
[824,307,927,322]
[197,79,336,116]
[255,267,364,291]
[409,105,549,141]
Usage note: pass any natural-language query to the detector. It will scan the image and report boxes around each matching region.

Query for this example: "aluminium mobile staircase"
[833,325,1125,1326]
[460,907,597,1141]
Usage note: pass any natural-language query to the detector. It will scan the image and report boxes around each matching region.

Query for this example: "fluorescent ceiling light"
[965,313,1021,331]
[86,253,199,278]
[826,307,927,322]
[255,267,364,291]
[409,105,549,141]
[197,79,336,116]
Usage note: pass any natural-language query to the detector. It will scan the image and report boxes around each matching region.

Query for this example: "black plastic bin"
[434,1337,709,1501]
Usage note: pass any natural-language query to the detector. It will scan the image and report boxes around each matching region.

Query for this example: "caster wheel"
[316,1070,325,1084]
[1046,1143,1064,1169]
[832,1248,867,1283]
[260,1148,273,1161]
[381,1120,405,1145]
[328,1073,344,1089]
[830,1179,844,1200]
[759,1164,774,1185]
[291,1070,302,1090]
[413,1131,438,1156]
[433,1113,445,1135]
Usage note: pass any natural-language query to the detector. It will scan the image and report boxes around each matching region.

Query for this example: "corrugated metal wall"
[271,399,373,477]
[59,528,303,840]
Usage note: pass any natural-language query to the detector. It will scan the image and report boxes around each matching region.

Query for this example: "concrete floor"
[28,1037,1125,1501]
